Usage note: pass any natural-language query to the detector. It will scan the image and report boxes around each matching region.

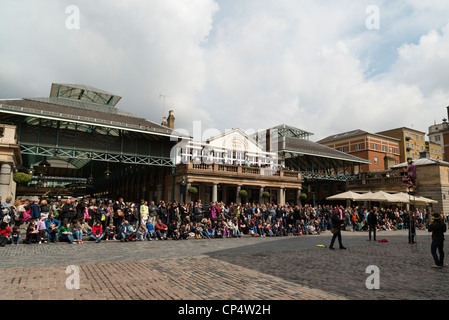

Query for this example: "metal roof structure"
[0,84,185,173]
[50,83,122,107]
[256,124,370,181]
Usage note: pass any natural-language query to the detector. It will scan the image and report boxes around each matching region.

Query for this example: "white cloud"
[1,0,449,142]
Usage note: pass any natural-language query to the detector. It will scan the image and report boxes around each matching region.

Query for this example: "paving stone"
[0,230,447,300]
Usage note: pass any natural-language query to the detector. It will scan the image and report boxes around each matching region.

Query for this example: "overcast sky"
[1,0,449,141]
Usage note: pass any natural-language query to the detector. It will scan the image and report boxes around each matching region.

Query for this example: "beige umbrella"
[393,192,411,204]
[357,191,398,202]
[326,191,363,201]
[395,192,437,205]
[355,191,375,201]
[412,196,438,205]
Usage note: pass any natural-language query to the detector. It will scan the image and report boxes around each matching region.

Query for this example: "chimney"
[161,116,167,127]
[167,110,175,129]
[266,129,271,152]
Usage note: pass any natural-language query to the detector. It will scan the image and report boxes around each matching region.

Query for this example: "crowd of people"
[0,194,447,246]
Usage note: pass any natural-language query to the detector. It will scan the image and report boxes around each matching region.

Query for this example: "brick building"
[317,129,400,173]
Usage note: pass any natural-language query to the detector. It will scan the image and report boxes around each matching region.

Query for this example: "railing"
[178,162,301,180]
[0,103,175,135]
[347,176,404,188]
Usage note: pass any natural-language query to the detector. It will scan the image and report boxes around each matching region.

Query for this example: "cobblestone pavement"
[0,229,447,301]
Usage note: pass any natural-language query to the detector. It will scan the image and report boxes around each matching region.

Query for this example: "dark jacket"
[428,218,447,242]
[331,210,344,231]
[367,211,377,226]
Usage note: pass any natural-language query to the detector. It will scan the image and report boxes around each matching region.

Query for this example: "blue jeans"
[59,234,74,243]
[431,241,444,266]
[11,235,21,244]
[73,230,83,241]
[46,230,58,242]
[90,233,103,243]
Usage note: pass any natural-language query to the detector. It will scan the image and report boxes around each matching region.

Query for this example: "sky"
[1,0,449,142]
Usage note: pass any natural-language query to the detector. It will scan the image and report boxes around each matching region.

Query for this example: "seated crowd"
[0,195,445,246]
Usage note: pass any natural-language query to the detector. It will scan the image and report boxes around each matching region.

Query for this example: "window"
[382,145,387,152]
[374,157,378,164]
[181,147,192,163]
[406,143,409,148]
[390,147,393,153]
[372,143,377,150]
[355,143,361,151]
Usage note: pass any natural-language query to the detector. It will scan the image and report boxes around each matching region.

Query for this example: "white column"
[212,182,218,203]
[279,187,286,205]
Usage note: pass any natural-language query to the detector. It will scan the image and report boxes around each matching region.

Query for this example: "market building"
[168,125,371,205]
[0,83,371,205]
[0,83,182,201]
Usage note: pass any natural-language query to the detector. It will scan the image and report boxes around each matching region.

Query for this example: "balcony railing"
[347,176,404,188]
[178,162,301,181]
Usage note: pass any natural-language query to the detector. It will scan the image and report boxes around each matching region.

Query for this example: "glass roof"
[49,83,122,108]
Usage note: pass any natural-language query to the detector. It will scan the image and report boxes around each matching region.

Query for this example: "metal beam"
[20,144,174,167]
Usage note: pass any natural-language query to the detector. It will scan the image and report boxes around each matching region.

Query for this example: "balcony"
[347,174,406,192]
[176,162,301,183]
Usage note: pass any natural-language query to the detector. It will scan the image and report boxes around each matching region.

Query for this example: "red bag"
[22,211,31,222]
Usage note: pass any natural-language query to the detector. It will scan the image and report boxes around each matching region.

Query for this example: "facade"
[428,121,446,147]
[428,111,449,162]
[167,125,371,206]
[0,83,371,205]
[0,83,182,201]
[316,129,400,172]
[376,127,426,163]
[425,141,443,160]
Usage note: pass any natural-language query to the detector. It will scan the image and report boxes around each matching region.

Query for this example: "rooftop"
[317,129,400,144]
[0,83,181,137]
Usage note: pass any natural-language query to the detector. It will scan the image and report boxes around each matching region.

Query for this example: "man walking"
[428,212,446,268]
[329,208,346,250]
